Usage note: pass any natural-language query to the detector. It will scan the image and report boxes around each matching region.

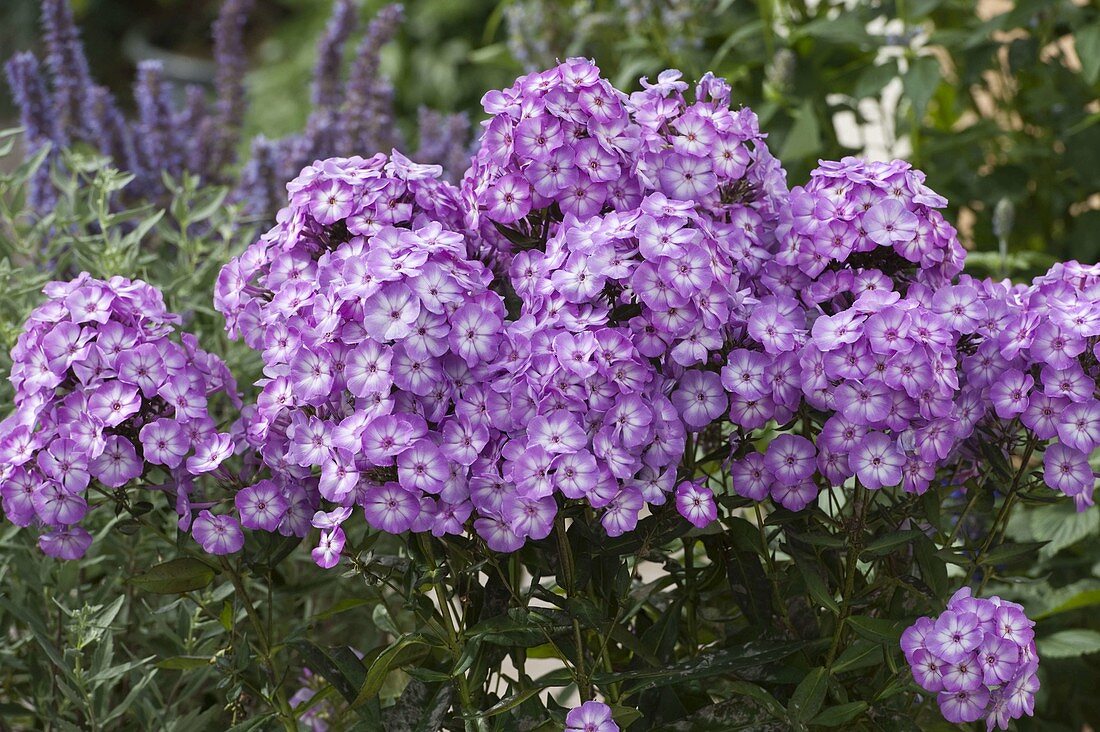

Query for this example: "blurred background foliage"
[3,0,1099,268]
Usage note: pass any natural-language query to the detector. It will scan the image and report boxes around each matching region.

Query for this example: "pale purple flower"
[397,440,449,493]
[1056,399,1100,454]
[675,480,717,528]
[928,611,983,663]
[503,493,556,540]
[565,700,619,732]
[863,199,918,246]
[363,283,421,341]
[362,483,420,534]
[236,480,289,531]
[186,433,233,474]
[1043,442,1093,497]
[311,527,345,569]
[764,434,816,487]
[87,381,141,427]
[39,526,93,560]
[671,370,727,430]
[850,432,904,490]
[192,510,244,555]
[89,435,143,488]
[988,369,1033,419]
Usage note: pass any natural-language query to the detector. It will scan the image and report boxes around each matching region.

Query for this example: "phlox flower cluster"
[967,261,1100,509]
[902,588,1038,729]
[0,274,239,559]
[215,153,498,565]
[723,156,975,509]
[462,59,785,272]
[777,157,965,286]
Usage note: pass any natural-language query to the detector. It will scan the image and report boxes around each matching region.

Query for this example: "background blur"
[2,0,1098,269]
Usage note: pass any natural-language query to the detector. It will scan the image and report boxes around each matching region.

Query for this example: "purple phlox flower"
[565,700,619,732]
[362,482,420,534]
[675,480,717,529]
[850,432,905,490]
[39,526,93,560]
[192,510,245,555]
[311,527,346,569]
[671,370,727,431]
[186,433,233,475]
[927,610,983,663]
[236,480,289,531]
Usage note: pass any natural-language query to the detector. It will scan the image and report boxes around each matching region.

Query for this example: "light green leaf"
[787,667,828,722]
[1076,23,1100,85]
[811,701,869,726]
[127,557,216,594]
[1038,629,1100,659]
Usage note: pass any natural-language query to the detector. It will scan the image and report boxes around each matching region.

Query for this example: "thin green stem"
[826,484,869,667]
[418,536,477,731]
[219,558,296,732]
[968,436,1039,590]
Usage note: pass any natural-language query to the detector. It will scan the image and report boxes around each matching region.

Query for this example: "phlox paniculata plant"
[4,56,1100,731]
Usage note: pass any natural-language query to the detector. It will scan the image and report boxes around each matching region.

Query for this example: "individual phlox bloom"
[398,439,450,493]
[1056,399,1100,454]
[362,483,420,534]
[764,434,816,487]
[601,488,644,537]
[927,610,983,663]
[671,370,727,430]
[311,527,346,569]
[730,453,771,501]
[192,510,245,555]
[186,433,233,475]
[770,480,819,511]
[565,700,620,732]
[504,493,556,541]
[39,526,93,560]
[236,480,290,531]
[139,419,190,469]
[529,410,588,454]
[675,480,717,528]
[1042,442,1093,498]
[988,369,1034,419]
[850,432,904,489]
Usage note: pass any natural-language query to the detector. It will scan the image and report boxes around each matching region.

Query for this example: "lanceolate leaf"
[127,558,216,594]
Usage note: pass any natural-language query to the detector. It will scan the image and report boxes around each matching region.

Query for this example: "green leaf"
[787,667,828,722]
[1034,588,1100,620]
[982,541,1048,566]
[811,701,869,726]
[594,640,816,692]
[1038,629,1100,659]
[778,101,823,163]
[795,554,840,614]
[479,685,546,718]
[914,536,948,597]
[413,682,454,732]
[352,635,431,708]
[861,530,923,558]
[156,655,211,670]
[291,640,367,705]
[1076,23,1100,85]
[846,616,903,646]
[224,714,276,732]
[903,56,942,120]
[854,59,900,99]
[127,557,216,594]
[831,639,882,674]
